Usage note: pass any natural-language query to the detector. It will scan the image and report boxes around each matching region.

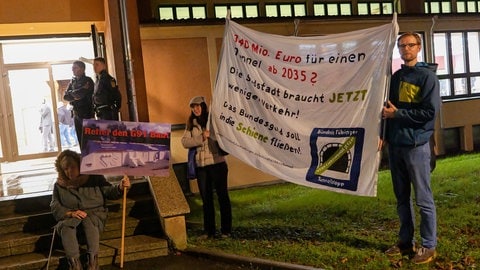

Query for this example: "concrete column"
[103,0,149,122]
[400,0,425,14]
[149,171,191,251]
[163,216,188,250]
[460,124,474,151]
[137,0,154,23]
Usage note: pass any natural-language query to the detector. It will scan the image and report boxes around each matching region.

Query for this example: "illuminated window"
[159,7,174,20]
[314,2,352,16]
[2,38,94,64]
[280,4,293,17]
[457,0,480,13]
[425,0,452,13]
[215,4,259,18]
[192,6,206,19]
[293,4,307,16]
[176,7,190,20]
[327,4,340,15]
[357,1,393,15]
[265,3,307,17]
[158,5,206,20]
[231,5,244,18]
[434,31,480,99]
[215,6,228,18]
[314,4,326,15]
[245,5,259,17]
[340,3,352,14]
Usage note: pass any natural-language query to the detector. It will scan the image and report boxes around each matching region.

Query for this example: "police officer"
[93,57,121,121]
[64,60,95,148]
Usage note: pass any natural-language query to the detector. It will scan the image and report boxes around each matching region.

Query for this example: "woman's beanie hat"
[189,96,206,106]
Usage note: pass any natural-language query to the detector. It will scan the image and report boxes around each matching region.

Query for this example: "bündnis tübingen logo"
[306,128,364,191]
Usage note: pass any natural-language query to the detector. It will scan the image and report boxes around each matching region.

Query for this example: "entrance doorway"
[0,37,95,163]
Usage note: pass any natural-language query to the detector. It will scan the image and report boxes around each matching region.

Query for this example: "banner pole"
[120,177,127,268]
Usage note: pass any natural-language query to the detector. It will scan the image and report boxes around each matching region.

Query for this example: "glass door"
[6,68,59,159]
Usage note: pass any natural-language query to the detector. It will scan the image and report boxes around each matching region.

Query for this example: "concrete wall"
[0,0,104,23]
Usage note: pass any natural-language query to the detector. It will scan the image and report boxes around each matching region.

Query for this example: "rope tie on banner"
[431,15,438,33]
[293,19,300,36]
[394,0,400,13]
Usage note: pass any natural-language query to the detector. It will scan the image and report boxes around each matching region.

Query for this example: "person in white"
[39,99,55,152]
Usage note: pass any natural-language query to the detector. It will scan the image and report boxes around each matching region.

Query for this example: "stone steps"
[0,234,168,270]
[0,178,172,269]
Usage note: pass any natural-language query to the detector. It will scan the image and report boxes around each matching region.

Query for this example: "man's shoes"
[412,247,436,264]
[197,234,210,240]
[385,242,415,257]
[197,233,216,240]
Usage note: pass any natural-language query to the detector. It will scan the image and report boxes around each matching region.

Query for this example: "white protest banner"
[80,119,171,177]
[211,17,398,196]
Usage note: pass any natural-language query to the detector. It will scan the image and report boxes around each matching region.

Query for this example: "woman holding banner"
[50,150,130,270]
[181,96,232,239]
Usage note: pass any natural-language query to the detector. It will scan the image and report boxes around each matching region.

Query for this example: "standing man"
[57,101,75,148]
[64,60,95,148]
[39,99,55,152]
[382,32,440,264]
[93,57,122,121]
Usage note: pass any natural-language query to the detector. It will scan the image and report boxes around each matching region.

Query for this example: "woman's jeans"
[196,162,232,236]
[388,143,437,249]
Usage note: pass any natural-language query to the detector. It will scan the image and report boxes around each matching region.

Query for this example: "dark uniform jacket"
[64,75,95,119]
[93,70,121,120]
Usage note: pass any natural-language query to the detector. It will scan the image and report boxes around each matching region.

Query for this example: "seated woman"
[50,149,130,270]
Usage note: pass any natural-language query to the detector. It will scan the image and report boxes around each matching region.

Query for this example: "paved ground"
[101,252,255,270]
[100,248,320,270]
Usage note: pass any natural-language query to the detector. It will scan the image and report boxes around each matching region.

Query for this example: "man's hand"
[382,100,398,119]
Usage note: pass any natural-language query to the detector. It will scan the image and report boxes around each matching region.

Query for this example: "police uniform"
[64,75,95,147]
[93,70,120,121]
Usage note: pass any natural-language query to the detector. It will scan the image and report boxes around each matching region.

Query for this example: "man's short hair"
[397,32,422,47]
[94,57,106,64]
[73,60,86,70]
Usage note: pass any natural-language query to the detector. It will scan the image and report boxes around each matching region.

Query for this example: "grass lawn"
[185,153,480,269]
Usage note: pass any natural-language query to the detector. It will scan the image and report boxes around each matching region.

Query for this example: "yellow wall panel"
[142,38,212,125]
[0,0,103,23]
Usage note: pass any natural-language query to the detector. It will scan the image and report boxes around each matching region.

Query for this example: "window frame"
[313,1,353,16]
[158,5,207,21]
[424,0,452,14]
[214,3,260,18]
[265,3,307,17]
[456,0,480,13]
[434,31,480,100]
[357,1,394,15]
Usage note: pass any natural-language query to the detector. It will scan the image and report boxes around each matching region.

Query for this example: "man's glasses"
[398,43,419,49]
